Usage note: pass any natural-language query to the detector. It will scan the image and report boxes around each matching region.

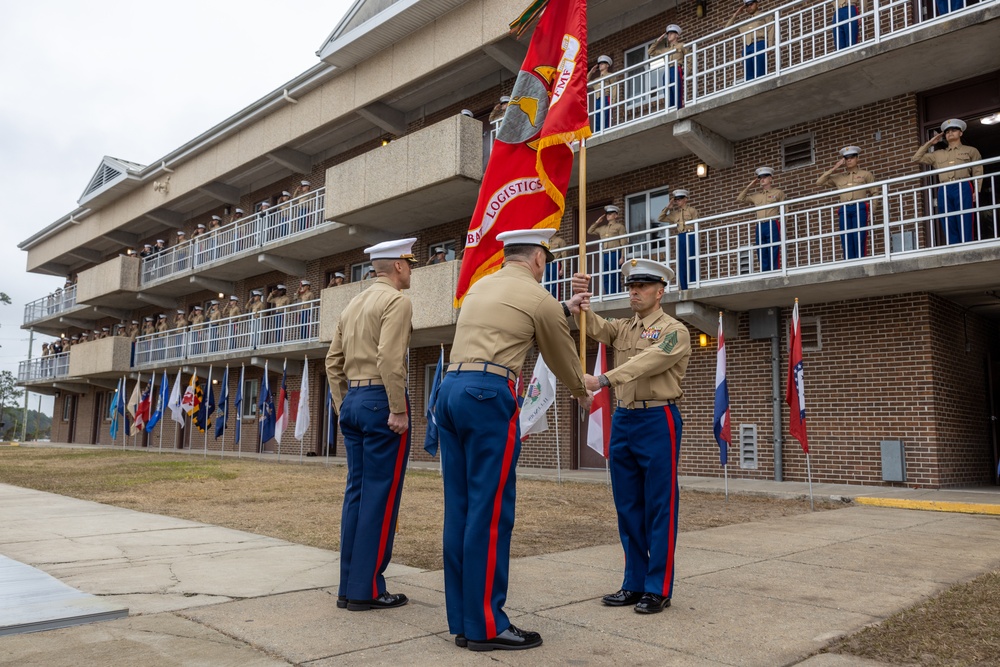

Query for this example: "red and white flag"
[455,0,590,305]
[587,343,611,458]
[786,300,809,453]
[275,360,289,444]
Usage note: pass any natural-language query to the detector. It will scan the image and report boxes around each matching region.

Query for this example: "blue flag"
[234,366,244,446]
[259,363,275,445]
[215,367,230,439]
[109,377,123,440]
[146,370,169,432]
[423,347,445,456]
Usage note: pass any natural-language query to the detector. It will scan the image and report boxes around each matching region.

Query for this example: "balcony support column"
[190,276,235,295]
[675,302,738,339]
[673,120,734,170]
[59,317,92,329]
[258,253,307,276]
[266,148,313,174]
[146,209,185,229]
[356,102,407,136]
[198,182,241,206]
[103,231,140,248]
[136,292,178,309]
[92,307,130,320]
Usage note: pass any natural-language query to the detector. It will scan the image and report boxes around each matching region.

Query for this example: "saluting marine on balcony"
[737,166,785,272]
[206,301,222,322]
[588,55,615,131]
[649,25,686,109]
[153,239,167,254]
[426,246,448,265]
[659,189,700,289]
[589,204,628,295]
[192,223,207,239]
[267,284,291,308]
[126,320,139,340]
[489,95,510,123]
[296,280,314,303]
[208,215,222,232]
[291,180,311,199]
[325,237,417,614]
[544,234,568,299]
[328,272,346,288]
[188,306,205,326]
[224,295,242,318]
[831,0,861,50]
[726,0,774,82]
[140,243,154,258]
[174,309,189,329]
[246,290,265,314]
[912,118,982,246]
[817,146,878,259]
[155,315,169,333]
[229,208,245,224]
[142,318,155,336]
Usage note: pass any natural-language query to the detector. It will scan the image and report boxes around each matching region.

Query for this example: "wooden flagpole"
[577,139,587,372]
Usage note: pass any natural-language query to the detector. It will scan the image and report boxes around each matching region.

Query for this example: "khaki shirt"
[247,299,264,314]
[142,323,156,336]
[727,13,774,46]
[582,309,691,405]
[588,216,628,248]
[207,306,222,322]
[649,37,686,65]
[450,263,587,397]
[155,320,168,333]
[816,168,877,203]
[126,324,139,340]
[297,288,315,304]
[737,186,785,219]
[911,143,983,189]
[268,291,292,308]
[189,312,205,325]
[326,277,412,415]
[548,235,568,257]
[173,315,189,329]
[658,203,700,233]
[224,303,242,318]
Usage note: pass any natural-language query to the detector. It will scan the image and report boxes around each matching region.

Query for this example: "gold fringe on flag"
[509,0,549,38]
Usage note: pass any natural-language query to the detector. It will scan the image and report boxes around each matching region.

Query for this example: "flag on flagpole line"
[215,366,230,439]
[182,370,199,415]
[192,378,211,432]
[587,343,611,458]
[713,313,732,466]
[259,361,275,445]
[275,360,289,444]
[169,369,186,427]
[519,354,556,438]
[234,365,244,446]
[294,358,310,441]
[135,378,152,435]
[423,347,445,456]
[109,377,123,440]
[126,376,142,436]
[147,370,169,432]
[786,299,809,454]
[454,0,590,305]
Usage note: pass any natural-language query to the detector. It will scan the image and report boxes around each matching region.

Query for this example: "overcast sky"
[0,0,354,417]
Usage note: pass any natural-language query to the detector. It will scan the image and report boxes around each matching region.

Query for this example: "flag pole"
[121,375,127,451]
[238,364,245,460]
[158,371,165,454]
[554,391,562,484]
[806,453,814,511]
[204,365,213,458]
[577,138,588,372]
[724,459,729,501]
[299,356,306,464]
[221,365,229,460]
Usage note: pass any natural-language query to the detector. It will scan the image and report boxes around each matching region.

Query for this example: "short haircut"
[371,258,398,274]
[503,245,544,263]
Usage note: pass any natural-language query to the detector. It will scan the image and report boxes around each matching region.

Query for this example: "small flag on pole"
[294,358,310,441]
[260,362,275,445]
[126,376,142,437]
[520,354,556,438]
[713,313,731,466]
[182,371,199,415]
[169,370,186,427]
[587,343,611,458]
[215,366,230,439]
[234,366,244,446]
[786,299,809,454]
[275,360,289,444]
[423,347,445,456]
[147,370,169,432]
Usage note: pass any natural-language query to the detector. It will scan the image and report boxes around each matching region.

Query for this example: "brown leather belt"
[348,379,383,387]
[447,362,517,382]
[616,399,676,410]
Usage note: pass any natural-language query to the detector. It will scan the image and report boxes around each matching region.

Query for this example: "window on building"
[800,316,821,351]
[781,134,815,170]
[62,395,74,422]
[625,186,671,235]
[102,391,114,422]
[351,262,374,282]
[242,378,260,419]
[623,41,657,107]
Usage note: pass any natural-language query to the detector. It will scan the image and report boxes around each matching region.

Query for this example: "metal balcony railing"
[133,299,321,366]
[18,353,70,383]
[140,188,327,285]
[543,155,1000,300]
[23,284,77,326]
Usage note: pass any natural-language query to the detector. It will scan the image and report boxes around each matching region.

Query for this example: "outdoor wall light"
[699,333,709,347]
[696,163,709,178]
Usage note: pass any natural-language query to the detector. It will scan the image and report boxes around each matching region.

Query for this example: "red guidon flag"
[455,0,590,306]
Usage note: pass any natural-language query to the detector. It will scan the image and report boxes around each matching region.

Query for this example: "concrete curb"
[854,496,1000,516]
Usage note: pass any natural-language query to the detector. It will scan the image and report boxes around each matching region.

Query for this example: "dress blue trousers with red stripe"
[838,201,869,259]
[337,385,411,601]
[937,182,976,245]
[609,404,682,598]
[438,370,519,641]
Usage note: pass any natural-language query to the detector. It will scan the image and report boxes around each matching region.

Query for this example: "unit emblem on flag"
[526,379,543,400]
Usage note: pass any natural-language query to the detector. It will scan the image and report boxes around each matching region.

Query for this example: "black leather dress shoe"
[346,592,408,611]
[602,589,643,606]
[336,595,347,609]
[455,634,468,648]
[466,624,543,651]
[634,593,671,613]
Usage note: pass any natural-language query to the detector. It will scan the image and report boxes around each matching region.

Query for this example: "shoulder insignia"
[658,330,679,353]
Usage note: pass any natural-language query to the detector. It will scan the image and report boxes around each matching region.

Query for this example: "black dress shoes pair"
[345,592,408,611]
[601,589,643,606]
[465,624,543,651]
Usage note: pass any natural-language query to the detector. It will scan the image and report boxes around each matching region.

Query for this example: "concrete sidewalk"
[1,479,999,666]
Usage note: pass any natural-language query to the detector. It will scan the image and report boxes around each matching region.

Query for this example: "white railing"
[543,155,1000,300]
[133,299,321,366]
[24,284,78,325]
[18,353,70,383]
[140,188,327,285]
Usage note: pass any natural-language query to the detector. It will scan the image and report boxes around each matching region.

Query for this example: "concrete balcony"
[319,261,460,346]
[17,353,70,386]
[76,255,141,310]
[67,336,134,379]
[325,114,483,234]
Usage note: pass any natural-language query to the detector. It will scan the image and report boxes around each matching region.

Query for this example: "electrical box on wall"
[880,439,906,482]
[749,307,779,339]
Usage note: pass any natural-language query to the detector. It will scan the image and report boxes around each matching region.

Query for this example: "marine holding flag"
[454,0,591,306]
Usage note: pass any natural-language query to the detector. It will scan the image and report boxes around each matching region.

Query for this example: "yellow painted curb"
[855,496,1000,516]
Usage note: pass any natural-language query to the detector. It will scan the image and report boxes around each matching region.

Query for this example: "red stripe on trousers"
[661,406,678,597]
[372,429,408,597]
[482,380,518,638]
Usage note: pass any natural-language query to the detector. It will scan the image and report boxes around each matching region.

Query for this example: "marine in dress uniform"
[267,284,291,343]
[832,0,861,49]
[328,271,346,288]
[224,296,243,350]
[326,238,417,612]
[726,0,773,81]
[543,234,568,299]
[140,244,154,258]
[572,260,692,614]
[224,296,242,319]
[296,280,315,339]
[658,189,699,289]
[126,320,140,341]
[246,291,265,314]
[588,205,628,295]
[427,246,448,265]
[816,146,878,259]
[911,118,983,245]
[438,229,591,651]
[488,95,510,124]
[188,306,206,355]
[936,0,964,17]
[736,167,785,271]
[588,55,614,131]
[141,318,155,337]
[648,25,685,109]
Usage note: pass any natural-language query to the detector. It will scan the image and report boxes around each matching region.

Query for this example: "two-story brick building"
[18,0,1000,487]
